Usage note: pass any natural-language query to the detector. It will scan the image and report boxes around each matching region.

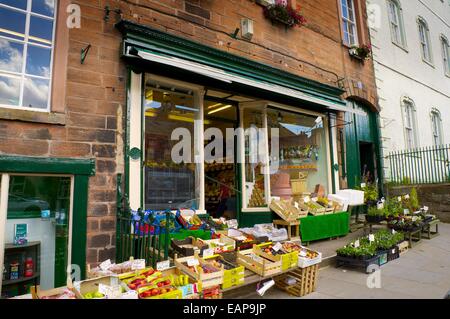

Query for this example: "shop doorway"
[359,142,377,184]
[204,98,239,219]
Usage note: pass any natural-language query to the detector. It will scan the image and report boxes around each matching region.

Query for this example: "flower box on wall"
[263,1,306,29]
[349,44,372,62]
[256,0,275,6]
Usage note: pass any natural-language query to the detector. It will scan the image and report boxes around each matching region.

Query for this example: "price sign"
[99,259,112,271]
[121,290,139,299]
[156,260,170,271]
[202,248,214,258]
[368,234,375,242]
[131,259,146,270]
[272,242,282,252]
[98,283,110,295]
[404,209,410,215]
[354,240,360,248]
[423,206,429,212]
[304,196,311,203]
[404,194,410,199]
[187,258,199,267]
[392,229,397,234]
[377,202,384,210]
[299,250,307,257]
[360,183,366,188]
[398,196,402,202]
[294,202,299,209]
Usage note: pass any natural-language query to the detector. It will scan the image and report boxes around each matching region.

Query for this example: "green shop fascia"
[115,20,368,228]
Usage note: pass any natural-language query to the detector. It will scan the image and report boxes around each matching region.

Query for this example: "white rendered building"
[366,0,450,181]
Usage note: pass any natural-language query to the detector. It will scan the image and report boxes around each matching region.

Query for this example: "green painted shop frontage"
[117,21,379,227]
[0,156,94,298]
[116,20,382,243]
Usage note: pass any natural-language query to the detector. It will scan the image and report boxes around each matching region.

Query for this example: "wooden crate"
[270,199,308,221]
[274,264,319,297]
[174,254,224,289]
[198,236,236,254]
[236,249,282,277]
[253,244,298,271]
[202,255,245,289]
[397,240,409,255]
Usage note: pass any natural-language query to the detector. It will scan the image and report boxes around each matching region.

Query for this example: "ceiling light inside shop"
[207,103,223,109]
[175,105,199,112]
[208,105,232,115]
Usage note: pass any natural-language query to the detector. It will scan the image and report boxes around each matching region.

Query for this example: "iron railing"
[387,144,450,185]
[116,174,170,267]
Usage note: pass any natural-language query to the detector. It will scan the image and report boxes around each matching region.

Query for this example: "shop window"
[143,81,201,210]
[340,0,359,46]
[1,175,72,298]
[0,0,57,110]
[242,108,268,208]
[267,108,329,200]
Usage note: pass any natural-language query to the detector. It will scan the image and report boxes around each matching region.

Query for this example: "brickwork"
[0,0,379,265]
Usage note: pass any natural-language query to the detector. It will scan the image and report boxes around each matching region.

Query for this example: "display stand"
[273,219,300,242]
[422,219,439,239]
[347,204,366,232]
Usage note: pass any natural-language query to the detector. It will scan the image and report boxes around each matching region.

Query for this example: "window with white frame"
[431,109,443,146]
[340,0,358,46]
[403,99,417,149]
[0,0,56,110]
[417,17,433,63]
[387,0,406,47]
[441,35,450,75]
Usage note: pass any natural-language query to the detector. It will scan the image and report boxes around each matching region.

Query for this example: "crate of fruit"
[237,249,282,277]
[253,243,298,271]
[174,254,224,289]
[297,246,322,268]
[223,228,261,250]
[201,285,222,299]
[197,235,236,254]
[154,267,202,298]
[203,254,245,289]
[305,201,326,216]
[137,283,182,299]
[171,237,209,257]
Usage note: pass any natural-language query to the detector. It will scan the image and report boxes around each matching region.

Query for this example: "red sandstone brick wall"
[0,0,378,265]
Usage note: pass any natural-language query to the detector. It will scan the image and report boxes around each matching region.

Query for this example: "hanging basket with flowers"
[263,0,306,29]
[349,44,372,61]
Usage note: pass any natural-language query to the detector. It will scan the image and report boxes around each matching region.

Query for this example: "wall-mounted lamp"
[241,18,254,40]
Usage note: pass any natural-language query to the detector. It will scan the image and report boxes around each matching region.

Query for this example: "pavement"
[224,222,450,299]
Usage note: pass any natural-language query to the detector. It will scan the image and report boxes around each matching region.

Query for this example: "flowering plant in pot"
[349,44,372,60]
[264,0,306,28]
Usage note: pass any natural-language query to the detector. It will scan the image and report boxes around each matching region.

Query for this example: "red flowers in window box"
[263,1,307,28]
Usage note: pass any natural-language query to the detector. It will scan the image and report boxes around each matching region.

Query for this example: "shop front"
[117,20,361,228]
[0,156,94,298]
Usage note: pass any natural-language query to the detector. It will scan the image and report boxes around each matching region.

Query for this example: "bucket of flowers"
[349,44,372,61]
[263,0,306,29]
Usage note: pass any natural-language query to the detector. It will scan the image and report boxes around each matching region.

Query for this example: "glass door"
[0,174,73,299]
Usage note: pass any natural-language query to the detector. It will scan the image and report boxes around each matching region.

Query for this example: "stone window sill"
[0,108,66,125]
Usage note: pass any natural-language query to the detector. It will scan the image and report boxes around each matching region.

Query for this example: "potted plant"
[358,184,378,207]
[366,206,386,223]
[349,44,372,61]
[263,0,306,29]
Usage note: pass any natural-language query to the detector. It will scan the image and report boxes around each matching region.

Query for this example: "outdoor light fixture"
[241,18,254,40]
[208,104,232,115]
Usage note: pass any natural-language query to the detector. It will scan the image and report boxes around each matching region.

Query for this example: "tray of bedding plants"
[336,230,405,273]
[387,215,424,232]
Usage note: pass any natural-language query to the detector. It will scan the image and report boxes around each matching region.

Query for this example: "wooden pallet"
[273,219,300,241]
[274,264,319,297]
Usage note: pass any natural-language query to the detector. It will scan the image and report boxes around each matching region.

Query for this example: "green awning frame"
[116,20,347,110]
